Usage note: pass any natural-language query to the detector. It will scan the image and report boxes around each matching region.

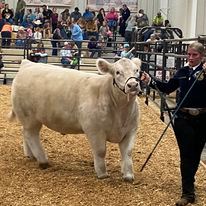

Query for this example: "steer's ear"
[96,58,112,74]
[131,58,142,70]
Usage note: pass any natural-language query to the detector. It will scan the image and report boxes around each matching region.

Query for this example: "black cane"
[140,68,205,172]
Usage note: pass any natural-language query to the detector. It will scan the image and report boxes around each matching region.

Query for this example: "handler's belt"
[180,107,206,116]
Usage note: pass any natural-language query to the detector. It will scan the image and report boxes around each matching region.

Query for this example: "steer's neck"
[110,80,136,107]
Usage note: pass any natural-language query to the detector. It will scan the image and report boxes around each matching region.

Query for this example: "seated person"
[42,20,51,39]
[59,41,77,68]
[29,42,48,63]
[85,19,98,40]
[120,43,135,59]
[87,37,102,58]
[15,26,27,47]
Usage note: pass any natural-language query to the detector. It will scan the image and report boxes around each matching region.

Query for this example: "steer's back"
[11,60,101,133]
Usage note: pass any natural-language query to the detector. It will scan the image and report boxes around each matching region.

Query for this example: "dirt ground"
[0,85,205,206]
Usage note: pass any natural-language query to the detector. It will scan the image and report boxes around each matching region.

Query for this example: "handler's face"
[187,48,203,67]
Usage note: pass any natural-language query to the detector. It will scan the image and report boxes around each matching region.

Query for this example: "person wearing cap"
[15,26,27,47]
[120,43,135,59]
[59,41,77,68]
[70,7,82,22]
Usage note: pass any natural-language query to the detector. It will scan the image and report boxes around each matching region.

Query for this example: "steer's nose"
[126,80,139,92]
[127,82,139,88]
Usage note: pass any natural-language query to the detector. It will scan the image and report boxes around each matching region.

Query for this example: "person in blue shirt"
[70,19,83,48]
[141,42,206,206]
[82,7,94,22]
[120,43,135,59]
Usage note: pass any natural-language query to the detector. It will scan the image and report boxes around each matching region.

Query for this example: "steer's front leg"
[119,131,136,182]
[88,135,108,179]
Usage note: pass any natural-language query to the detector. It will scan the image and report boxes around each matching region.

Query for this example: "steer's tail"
[8,110,16,122]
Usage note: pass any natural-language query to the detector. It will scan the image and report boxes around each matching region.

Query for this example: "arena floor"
[0,85,205,206]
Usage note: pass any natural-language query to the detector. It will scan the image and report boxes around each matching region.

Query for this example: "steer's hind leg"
[119,132,135,182]
[23,123,49,169]
[88,134,108,179]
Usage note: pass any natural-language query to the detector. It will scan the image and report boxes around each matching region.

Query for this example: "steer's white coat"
[9,58,141,181]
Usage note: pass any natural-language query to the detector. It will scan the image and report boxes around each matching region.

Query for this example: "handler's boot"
[175,195,195,206]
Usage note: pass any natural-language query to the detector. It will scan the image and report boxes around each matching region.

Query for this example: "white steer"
[9,58,142,181]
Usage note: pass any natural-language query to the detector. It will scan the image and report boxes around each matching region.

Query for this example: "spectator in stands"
[164,19,171,27]
[34,7,43,22]
[60,41,78,68]
[136,9,149,28]
[96,8,105,31]
[99,21,112,42]
[146,33,158,43]
[77,17,87,40]
[146,33,158,52]
[87,37,102,58]
[23,9,36,23]
[33,26,42,42]
[114,43,124,60]
[33,19,42,28]
[42,20,51,39]
[0,6,4,31]
[119,4,130,37]
[29,42,48,63]
[1,22,12,47]
[121,43,135,59]
[61,8,70,22]
[42,5,52,24]
[70,19,83,48]
[124,15,137,44]
[85,19,98,40]
[14,0,26,25]
[59,22,69,39]
[152,12,164,27]
[51,7,58,33]
[15,26,27,47]
[51,25,63,55]
[2,4,14,24]
[105,7,118,32]
[21,16,33,28]
[82,7,94,22]
[70,7,81,22]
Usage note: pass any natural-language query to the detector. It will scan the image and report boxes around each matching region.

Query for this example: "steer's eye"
[116,71,120,75]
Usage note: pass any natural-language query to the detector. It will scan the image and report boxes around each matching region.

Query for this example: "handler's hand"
[141,72,151,84]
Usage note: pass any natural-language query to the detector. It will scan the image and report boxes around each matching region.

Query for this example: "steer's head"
[96,58,142,96]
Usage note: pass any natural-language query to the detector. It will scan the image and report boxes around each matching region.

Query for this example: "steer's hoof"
[39,162,50,169]
[97,173,109,179]
[123,174,134,182]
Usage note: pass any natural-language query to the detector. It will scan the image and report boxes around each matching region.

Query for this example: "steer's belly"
[42,118,84,134]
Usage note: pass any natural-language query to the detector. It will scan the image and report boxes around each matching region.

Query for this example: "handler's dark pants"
[174,112,206,197]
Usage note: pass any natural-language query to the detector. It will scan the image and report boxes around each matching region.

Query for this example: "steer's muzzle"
[125,78,141,95]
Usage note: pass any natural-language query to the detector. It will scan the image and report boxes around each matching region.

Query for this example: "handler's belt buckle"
[180,108,203,116]
[188,108,200,116]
